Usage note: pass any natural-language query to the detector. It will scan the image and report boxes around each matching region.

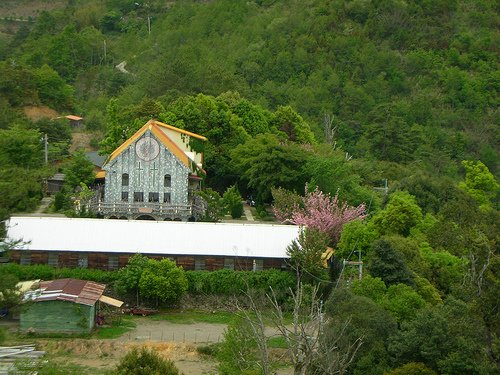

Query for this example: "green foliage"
[34,64,74,109]
[0,268,20,308]
[114,253,150,298]
[113,347,182,375]
[231,134,310,201]
[217,318,261,375]
[388,298,497,373]
[271,187,302,222]
[351,275,387,305]
[0,263,119,284]
[326,288,397,375]
[286,228,329,282]
[63,150,96,191]
[372,191,423,236]
[384,283,426,323]
[369,238,415,287]
[459,160,499,209]
[419,243,465,294]
[337,220,378,260]
[270,105,315,144]
[185,269,295,296]
[139,258,188,305]
[196,188,225,222]
[222,185,244,219]
[0,125,43,169]
[386,362,437,375]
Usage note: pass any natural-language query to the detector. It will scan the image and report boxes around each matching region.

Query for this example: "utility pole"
[44,133,48,165]
[344,250,363,280]
[148,16,151,35]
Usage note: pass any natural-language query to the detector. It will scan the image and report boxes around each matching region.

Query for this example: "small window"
[122,173,129,187]
[78,253,88,268]
[20,251,31,265]
[195,257,205,271]
[149,192,159,202]
[163,192,171,203]
[121,191,129,202]
[224,258,234,270]
[164,174,171,188]
[48,252,59,267]
[108,255,119,270]
[134,192,144,202]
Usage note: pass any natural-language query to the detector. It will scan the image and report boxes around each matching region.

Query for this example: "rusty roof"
[35,279,105,306]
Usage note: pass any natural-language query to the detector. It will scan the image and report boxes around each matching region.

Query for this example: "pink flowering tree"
[274,185,367,246]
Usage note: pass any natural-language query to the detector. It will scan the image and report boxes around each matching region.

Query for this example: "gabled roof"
[27,278,105,306]
[105,120,206,172]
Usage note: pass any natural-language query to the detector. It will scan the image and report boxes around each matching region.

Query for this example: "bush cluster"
[185,269,295,295]
[0,264,119,284]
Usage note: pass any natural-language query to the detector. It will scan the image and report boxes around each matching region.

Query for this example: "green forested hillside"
[0,1,498,373]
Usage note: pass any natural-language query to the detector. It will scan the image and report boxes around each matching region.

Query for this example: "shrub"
[185,269,295,296]
[113,347,182,375]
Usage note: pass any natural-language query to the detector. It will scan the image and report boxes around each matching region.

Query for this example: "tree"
[280,185,366,247]
[0,125,43,169]
[63,150,95,191]
[388,298,496,374]
[271,187,302,223]
[222,185,244,219]
[115,253,150,305]
[369,238,415,287]
[113,347,182,375]
[270,105,315,144]
[0,268,20,309]
[459,160,499,210]
[286,228,330,282]
[372,191,423,236]
[326,288,397,375]
[139,258,188,305]
[196,188,225,222]
[384,283,425,323]
[231,134,310,202]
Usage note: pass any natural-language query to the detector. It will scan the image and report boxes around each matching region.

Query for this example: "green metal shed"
[20,279,105,334]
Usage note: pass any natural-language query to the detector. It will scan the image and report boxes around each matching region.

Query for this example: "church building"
[92,120,207,221]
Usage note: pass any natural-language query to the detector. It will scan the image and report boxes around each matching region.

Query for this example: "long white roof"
[6,216,300,258]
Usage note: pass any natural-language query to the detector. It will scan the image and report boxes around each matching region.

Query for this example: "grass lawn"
[95,316,136,339]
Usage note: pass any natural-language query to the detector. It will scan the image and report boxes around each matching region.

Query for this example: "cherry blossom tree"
[274,184,367,246]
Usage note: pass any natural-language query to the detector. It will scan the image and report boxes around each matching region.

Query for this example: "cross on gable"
[136,162,143,184]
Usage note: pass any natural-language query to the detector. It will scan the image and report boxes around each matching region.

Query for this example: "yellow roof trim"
[95,170,106,179]
[150,125,191,169]
[154,120,207,141]
[106,120,154,164]
[105,119,206,165]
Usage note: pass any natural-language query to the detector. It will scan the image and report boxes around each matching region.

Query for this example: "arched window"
[122,173,129,187]
[164,174,171,188]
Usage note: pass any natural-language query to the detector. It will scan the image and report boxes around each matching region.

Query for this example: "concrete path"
[243,204,254,221]
[35,197,52,214]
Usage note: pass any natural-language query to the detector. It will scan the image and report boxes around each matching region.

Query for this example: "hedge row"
[185,269,296,295]
[0,263,119,284]
[0,264,296,296]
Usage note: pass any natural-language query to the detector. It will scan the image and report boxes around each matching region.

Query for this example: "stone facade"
[93,120,206,221]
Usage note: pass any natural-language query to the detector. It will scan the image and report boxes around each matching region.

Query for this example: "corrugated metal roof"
[8,216,300,258]
[31,279,105,306]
